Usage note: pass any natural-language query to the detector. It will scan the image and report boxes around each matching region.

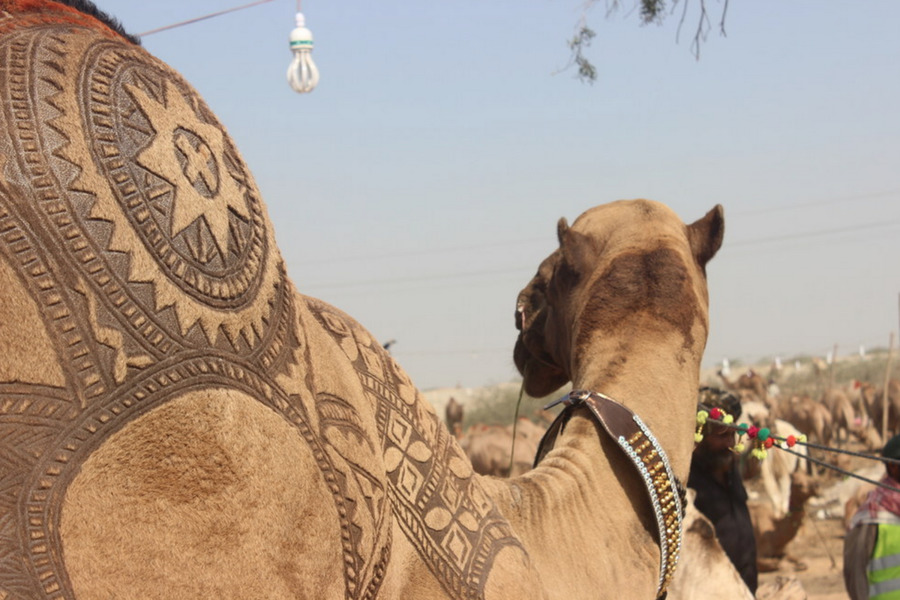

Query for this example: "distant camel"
[445,396,464,438]
[823,388,858,447]
[868,379,900,438]
[718,368,768,404]
[460,418,544,478]
[757,419,809,519]
[776,393,833,447]
[749,471,821,572]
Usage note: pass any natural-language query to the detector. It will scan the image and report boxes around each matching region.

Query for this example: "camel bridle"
[536,390,686,600]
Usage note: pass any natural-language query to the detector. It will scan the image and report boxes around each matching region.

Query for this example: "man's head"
[695,387,741,470]
[698,387,742,422]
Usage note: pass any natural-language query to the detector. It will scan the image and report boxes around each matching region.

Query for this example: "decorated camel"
[0,2,724,599]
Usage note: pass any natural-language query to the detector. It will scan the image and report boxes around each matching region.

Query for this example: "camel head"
[514,199,724,398]
[789,471,820,509]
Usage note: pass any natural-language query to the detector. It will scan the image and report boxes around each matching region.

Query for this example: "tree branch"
[566,0,730,82]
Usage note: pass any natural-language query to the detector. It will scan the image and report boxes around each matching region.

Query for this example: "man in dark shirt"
[688,388,758,594]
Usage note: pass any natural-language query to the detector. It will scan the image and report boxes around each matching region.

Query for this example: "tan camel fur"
[0,3,724,599]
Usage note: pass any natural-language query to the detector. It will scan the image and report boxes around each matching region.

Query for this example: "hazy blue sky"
[98,0,900,390]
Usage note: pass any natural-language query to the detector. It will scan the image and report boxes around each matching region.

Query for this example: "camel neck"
[480,372,700,600]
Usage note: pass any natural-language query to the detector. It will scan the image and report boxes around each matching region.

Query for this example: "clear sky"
[97,0,900,390]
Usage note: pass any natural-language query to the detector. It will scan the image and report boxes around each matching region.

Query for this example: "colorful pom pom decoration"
[694,404,812,461]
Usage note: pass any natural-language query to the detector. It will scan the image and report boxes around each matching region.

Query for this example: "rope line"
[798,440,900,466]
[507,371,528,476]
[780,446,900,493]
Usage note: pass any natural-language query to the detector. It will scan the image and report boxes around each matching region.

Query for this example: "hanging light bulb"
[287,10,319,93]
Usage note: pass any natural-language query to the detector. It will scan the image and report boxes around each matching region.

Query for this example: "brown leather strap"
[537,390,684,600]
[533,406,571,467]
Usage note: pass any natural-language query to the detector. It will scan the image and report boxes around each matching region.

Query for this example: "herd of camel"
[0,2,895,599]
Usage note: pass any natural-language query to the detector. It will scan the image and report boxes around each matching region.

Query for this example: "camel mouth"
[514,336,568,398]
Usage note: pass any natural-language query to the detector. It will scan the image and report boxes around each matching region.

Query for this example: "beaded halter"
[537,390,686,600]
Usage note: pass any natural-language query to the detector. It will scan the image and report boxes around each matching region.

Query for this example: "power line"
[138,0,277,37]
[291,237,547,266]
[301,218,899,292]
[730,189,899,217]
[291,190,899,267]
[304,266,523,291]
[727,218,900,248]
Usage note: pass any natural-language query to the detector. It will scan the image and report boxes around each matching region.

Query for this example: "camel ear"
[556,217,569,244]
[687,204,724,268]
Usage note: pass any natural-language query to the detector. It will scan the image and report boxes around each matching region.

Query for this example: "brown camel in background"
[776,393,833,448]
[750,471,821,572]
[460,418,545,477]
[445,396,464,438]
[0,3,724,599]
[718,368,769,405]
[824,388,859,447]
[869,379,900,438]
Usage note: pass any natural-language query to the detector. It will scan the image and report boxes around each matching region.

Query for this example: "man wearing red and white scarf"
[845,434,900,600]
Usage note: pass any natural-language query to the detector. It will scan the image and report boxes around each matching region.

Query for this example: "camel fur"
[0,3,724,599]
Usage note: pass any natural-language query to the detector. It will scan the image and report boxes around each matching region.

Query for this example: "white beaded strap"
[545,390,684,600]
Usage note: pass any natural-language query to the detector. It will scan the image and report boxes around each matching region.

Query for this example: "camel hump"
[0,15,284,369]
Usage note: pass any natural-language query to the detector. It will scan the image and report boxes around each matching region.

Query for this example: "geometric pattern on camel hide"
[0,5,520,599]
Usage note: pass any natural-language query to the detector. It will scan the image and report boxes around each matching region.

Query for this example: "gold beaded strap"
[538,390,685,600]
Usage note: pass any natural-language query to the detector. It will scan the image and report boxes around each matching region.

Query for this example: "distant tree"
[567,0,730,83]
